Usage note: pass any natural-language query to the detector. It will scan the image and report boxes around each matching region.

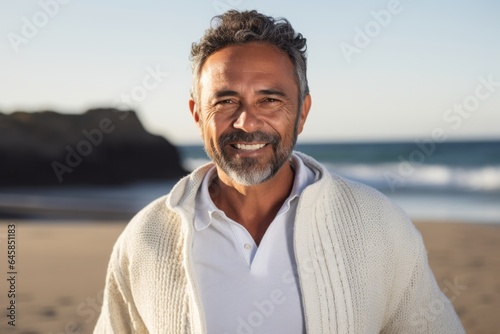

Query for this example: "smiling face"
[190,42,311,186]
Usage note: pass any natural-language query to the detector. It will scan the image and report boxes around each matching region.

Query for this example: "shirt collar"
[194,153,315,231]
[276,153,310,215]
[194,166,219,231]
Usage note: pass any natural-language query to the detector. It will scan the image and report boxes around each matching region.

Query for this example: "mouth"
[231,143,267,151]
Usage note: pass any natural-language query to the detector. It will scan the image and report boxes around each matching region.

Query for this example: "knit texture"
[94,152,465,333]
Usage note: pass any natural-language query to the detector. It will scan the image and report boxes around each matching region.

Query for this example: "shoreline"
[0,220,498,333]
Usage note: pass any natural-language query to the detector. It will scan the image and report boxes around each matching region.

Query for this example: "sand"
[0,220,498,334]
[417,222,500,333]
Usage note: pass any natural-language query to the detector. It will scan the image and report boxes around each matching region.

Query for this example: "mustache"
[218,130,280,147]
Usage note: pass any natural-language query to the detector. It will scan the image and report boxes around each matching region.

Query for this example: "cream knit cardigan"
[94,152,464,334]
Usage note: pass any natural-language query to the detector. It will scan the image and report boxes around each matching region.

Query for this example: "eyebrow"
[256,89,287,97]
[210,88,287,100]
[211,90,239,100]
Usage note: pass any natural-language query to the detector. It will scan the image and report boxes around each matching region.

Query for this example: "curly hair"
[190,10,309,105]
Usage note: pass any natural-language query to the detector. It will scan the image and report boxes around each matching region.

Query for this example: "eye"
[264,98,279,103]
[216,99,235,105]
[259,97,282,109]
[213,99,239,112]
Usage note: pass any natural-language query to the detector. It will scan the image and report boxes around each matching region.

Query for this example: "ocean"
[181,140,500,224]
[1,140,499,223]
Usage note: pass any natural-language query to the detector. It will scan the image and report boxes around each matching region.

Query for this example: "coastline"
[0,220,498,333]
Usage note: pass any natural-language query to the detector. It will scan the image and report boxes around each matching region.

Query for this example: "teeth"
[235,143,266,150]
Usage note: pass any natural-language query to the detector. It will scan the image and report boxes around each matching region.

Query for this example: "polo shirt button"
[244,243,251,250]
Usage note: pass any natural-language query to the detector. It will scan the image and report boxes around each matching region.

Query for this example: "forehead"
[199,42,297,95]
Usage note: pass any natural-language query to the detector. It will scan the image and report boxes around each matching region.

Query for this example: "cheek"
[269,109,299,139]
[201,114,225,144]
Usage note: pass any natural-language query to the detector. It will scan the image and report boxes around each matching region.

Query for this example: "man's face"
[190,42,310,186]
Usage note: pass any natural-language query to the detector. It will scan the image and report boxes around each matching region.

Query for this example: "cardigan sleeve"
[93,234,148,334]
[381,228,465,334]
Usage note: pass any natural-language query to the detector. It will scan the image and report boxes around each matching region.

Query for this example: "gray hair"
[190,10,309,105]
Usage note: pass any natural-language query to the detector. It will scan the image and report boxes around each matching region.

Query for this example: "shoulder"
[327,172,422,243]
[322,173,427,285]
[298,151,413,230]
[297,152,424,255]
[127,194,177,235]
[110,195,180,257]
[305,163,426,273]
[116,163,213,250]
[331,173,411,224]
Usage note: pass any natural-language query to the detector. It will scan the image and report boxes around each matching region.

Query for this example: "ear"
[189,98,199,123]
[189,98,203,137]
[297,94,311,135]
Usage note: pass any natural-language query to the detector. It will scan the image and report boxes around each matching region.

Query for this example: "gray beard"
[224,162,274,186]
[205,132,296,186]
[200,110,300,186]
[217,151,282,186]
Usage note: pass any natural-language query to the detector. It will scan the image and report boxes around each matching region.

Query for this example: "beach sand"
[0,220,498,333]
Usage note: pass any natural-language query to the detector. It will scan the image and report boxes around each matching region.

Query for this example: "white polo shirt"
[192,153,318,334]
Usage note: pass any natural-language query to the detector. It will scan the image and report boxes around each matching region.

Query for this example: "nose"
[232,107,263,133]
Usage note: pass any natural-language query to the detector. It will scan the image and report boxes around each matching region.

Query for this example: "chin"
[226,166,274,186]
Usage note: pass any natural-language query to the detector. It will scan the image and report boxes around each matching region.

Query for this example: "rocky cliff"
[0,108,187,186]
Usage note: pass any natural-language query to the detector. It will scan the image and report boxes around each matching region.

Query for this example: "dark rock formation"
[0,108,188,186]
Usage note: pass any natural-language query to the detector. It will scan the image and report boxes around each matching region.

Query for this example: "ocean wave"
[183,158,500,192]
[182,156,500,193]
[326,163,500,193]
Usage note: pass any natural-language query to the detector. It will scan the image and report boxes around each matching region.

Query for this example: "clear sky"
[1,0,499,144]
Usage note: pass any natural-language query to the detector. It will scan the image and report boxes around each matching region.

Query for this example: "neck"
[210,161,295,245]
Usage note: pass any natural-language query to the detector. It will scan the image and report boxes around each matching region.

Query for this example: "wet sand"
[0,220,498,333]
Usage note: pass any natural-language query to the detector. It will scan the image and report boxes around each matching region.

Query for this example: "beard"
[203,125,299,186]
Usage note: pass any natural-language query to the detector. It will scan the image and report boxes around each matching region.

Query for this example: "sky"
[1,0,499,145]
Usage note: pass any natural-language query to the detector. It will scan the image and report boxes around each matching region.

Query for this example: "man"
[94,10,464,333]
